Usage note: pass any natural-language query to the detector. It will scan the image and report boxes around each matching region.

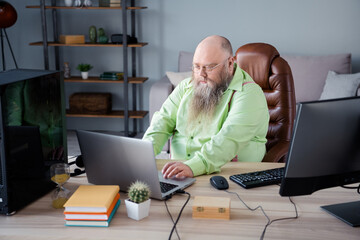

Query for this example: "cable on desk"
[166,190,191,240]
[341,184,360,194]
[164,196,180,240]
[225,190,298,240]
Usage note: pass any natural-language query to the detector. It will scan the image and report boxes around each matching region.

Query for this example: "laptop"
[76,130,196,200]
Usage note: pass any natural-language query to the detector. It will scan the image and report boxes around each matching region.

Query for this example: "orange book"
[63,185,119,213]
[64,193,120,220]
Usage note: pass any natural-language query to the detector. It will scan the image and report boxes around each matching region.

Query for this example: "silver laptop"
[76,130,196,200]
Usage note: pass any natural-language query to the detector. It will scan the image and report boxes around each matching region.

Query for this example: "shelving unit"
[27,0,148,137]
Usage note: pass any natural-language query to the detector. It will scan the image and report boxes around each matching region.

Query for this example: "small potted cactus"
[125,180,151,221]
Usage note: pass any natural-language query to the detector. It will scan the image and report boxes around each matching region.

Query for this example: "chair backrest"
[235,43,296,162]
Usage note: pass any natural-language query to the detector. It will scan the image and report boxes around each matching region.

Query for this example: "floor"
[67,130,170,159]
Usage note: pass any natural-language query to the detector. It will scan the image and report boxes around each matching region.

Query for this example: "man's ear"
[228,56,235,74]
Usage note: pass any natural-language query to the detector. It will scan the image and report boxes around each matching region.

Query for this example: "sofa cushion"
[166,71,192,86]
[178,51,194,72]
[283,54,351,102]
[320,71,360,100]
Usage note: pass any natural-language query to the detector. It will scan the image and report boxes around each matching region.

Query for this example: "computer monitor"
[279,97,360,227]
[0,69,67,215]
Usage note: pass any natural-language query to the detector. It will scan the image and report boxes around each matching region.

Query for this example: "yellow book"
[64,185,120,213]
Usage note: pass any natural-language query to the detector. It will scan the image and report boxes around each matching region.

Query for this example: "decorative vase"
[63,62,71,78]
[89,25,97,43]
[83,0,92,7]
[125,199,151,221]
[64,0,73,7]
[81,71,88,80]
[73,0,82,7]
[98,28,108,44]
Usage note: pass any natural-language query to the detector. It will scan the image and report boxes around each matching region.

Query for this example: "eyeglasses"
[192,58,229,74]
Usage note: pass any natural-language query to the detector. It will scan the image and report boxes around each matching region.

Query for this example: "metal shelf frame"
[34,0,145,137]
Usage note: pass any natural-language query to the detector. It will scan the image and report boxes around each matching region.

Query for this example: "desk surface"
[1,161,359,240]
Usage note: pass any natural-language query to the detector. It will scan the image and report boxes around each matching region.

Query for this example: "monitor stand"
[321,201,360,227]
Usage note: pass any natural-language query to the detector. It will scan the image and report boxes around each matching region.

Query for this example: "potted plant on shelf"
[125,180,151,221]
[76,63,93,80]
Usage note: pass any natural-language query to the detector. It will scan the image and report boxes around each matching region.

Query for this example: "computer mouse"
[210,176,229,190]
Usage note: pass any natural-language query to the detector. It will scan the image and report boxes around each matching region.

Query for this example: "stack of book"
[110,0,121,7]
[63,185,120,227]
[99,71,124,80]
[99,0,121,7]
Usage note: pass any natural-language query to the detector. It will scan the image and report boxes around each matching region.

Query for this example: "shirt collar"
[227,63,246,92]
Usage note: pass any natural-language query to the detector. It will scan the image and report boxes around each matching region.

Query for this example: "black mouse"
[210,176,229,190]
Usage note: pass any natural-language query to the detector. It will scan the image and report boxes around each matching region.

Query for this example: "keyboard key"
[160,182,178,193]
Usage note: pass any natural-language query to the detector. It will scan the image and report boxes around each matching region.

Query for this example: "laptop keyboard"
[160,182,178,193]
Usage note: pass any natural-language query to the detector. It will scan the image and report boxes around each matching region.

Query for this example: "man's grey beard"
[187,69,233,130]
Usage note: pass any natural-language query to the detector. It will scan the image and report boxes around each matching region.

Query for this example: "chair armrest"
[149,76,174,123]
[262,141,290,163]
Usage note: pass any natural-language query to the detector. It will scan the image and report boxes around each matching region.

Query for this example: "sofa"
[149,49,359,152]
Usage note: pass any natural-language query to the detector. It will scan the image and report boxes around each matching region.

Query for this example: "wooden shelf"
[66,110,148,119]
[29,42,147,47]
[64,76,148,84]
[26,6,147,10]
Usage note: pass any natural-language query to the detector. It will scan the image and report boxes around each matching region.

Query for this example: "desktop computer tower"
[0,69,67,215]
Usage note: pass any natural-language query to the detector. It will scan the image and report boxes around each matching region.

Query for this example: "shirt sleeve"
[184,84,269,176]
[143,79,189,156]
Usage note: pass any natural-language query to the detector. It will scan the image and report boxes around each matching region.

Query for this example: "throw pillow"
[319,71,360,100]
[166,71,192,87]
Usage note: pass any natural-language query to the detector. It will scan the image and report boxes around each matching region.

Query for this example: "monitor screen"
[279,97,360,226]
[0,69,67,214]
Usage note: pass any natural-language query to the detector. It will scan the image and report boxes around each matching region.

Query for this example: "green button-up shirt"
[143,65,269,176]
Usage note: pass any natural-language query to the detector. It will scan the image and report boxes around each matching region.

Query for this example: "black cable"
[260,196,298,240]
[341,183,360,190]
[168,190,191,240]
[164,197,180,240]
[225,190,298,240]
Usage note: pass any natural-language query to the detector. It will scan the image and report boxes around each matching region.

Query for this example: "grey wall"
[3,0,360,132]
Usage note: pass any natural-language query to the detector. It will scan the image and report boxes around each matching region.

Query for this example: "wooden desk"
[1,161,359,240]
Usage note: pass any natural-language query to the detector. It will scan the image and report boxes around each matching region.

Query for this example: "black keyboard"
[160,182,178,193]
[230,167,284,189]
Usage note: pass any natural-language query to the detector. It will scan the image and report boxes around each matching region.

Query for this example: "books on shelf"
[99,0,121,7]
[65,199,120,227]
[63,185,120,227]
[100,71,124,80]
[64,185,120,213]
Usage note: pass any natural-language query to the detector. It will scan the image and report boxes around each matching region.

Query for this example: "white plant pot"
[125,199,151,221]
[81,71,88,80]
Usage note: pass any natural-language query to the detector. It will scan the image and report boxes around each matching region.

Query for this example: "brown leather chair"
[235,43,296,162]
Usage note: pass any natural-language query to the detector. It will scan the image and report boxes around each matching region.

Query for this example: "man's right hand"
[162,161,194,179]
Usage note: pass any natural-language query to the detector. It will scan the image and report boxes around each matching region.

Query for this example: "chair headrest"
[235,43,279,86]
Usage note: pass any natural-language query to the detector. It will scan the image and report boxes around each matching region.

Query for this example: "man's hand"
[162,162,194,179]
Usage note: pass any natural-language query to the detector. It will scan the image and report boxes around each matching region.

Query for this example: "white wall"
[3,0,360,132]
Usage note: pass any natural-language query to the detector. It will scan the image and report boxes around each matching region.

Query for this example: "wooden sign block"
[59,35,85,44]
[192,196,230,220]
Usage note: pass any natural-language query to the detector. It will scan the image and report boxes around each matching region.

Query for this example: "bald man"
[143,35,269,178]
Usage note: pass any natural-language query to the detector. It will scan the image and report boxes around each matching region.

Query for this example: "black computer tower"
[0,69,67,215]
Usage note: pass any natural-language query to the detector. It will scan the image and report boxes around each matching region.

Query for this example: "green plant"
[128,180,151,203]
[76,63,93,72]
